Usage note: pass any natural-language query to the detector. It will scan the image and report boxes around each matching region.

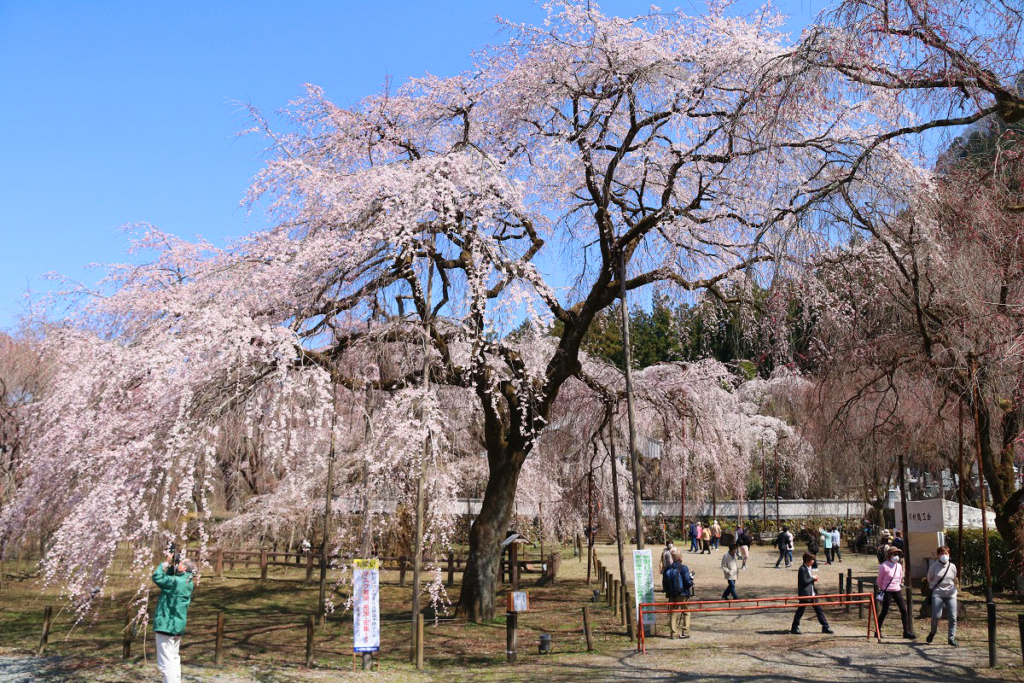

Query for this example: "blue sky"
[0,0,830,330]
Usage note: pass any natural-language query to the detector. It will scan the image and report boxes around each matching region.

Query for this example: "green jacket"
[152,563,194,636]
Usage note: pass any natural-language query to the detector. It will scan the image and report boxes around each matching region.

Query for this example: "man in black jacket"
[791,552,834,635]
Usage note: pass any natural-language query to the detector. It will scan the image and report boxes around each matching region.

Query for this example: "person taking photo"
[152,550,197,683]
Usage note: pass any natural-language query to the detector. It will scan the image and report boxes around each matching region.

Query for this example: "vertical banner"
[632,549,656,634]
[353,558,380,653]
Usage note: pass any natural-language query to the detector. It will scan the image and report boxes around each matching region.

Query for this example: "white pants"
[155,633,182,683]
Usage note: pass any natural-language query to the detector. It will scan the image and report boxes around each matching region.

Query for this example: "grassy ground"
[1,544,1024,681]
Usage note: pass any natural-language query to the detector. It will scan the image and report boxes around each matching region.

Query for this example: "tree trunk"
[458,454,524,622]
[972,393,1024,586]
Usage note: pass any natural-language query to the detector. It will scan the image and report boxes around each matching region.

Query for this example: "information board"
[632,549,656,634]
[510,591,529,612]
[353,558,380,653]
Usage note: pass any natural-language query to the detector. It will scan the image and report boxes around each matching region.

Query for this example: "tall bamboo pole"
[607,406,635,639]
[761,443,767,523]
[618,249,644,550]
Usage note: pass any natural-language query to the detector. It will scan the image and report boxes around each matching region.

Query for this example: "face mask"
[938,554,949,564]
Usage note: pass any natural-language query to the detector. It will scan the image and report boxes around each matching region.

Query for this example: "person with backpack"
[774,526,793,568]
[661,539,675,575]
[662,549,693,638]
[152,551,198,683]
[925,545,959,646]
[876,546,915,639]
[721,544,739,600]
[791,552,834,635]
[711,520,722,550]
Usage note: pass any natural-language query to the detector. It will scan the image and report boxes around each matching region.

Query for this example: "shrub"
[945,528,1016,592]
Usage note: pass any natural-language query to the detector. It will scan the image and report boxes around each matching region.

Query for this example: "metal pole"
[607,407,635,640]
[318,406,337,626]
[971,359,994,603]
[761,443,767,523]
[958,399,965,581]
[897,451,915,635]
[411,257,434,662]
[774,445,780,530]
[618,249,644,550]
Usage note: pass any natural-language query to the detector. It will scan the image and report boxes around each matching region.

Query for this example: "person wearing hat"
[876,546,915,639]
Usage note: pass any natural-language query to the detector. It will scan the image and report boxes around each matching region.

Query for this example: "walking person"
[831,527,843,563]
[892,530,906,552]
[152,551,197,683]
[689,520,698,553]
[701,524,712,554]
[820,525,833,564]
[876,546,916,639]
[662,549,693,639]
[695,521,703,554]
[791,552,834,635]
[711,520,722,550]
[721,543,739,600]
[925,546,959,646]
[774,526,793,568]
[736,526,752,569]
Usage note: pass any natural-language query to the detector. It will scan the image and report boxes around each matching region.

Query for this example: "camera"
[167,541,181,575]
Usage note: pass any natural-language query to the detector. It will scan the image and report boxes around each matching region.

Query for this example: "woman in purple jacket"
[876,546,915,639]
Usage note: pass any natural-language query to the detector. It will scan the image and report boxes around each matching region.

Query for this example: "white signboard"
[510,591,529,612]
[353,558,380,653]
[632,549,656,634]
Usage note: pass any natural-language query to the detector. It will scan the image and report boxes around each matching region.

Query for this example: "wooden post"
[839,573,844,596]
[122,609,131,660]
[260,549,269,582]
[216,549,224,578]
[399,555,407,587]
[613,578,620,616]
[506,611,518,664]
[215,612,224,666]
[858,579,864,619]
[846,568,853,613]
[415,613,425,670]
[582,605,594,651]
[446,551,455,588]
[988,601,998,667]
[38,605,52,656]
[305,551,314,583]
[305,614,314,668]
[510,542,519,592]
[1017,614,1024,669]
[624,587,636,642]
[619,581,626,626]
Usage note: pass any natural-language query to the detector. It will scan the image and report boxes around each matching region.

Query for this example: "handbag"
[876,562,902,602]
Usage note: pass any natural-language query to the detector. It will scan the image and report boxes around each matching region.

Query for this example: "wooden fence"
[210,548,561,586]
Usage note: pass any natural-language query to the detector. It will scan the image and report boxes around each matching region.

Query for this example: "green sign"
[632,549,656,633]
